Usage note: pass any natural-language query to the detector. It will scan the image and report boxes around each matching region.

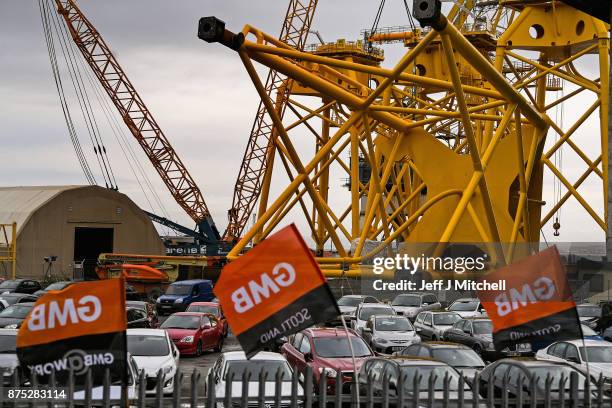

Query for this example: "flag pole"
[340,314,360,405]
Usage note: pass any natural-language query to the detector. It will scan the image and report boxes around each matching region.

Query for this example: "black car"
[478,359,593,403]
[443,318,532,360]
[33,280,74,297]
[0,293,38,309]
[126,307,151,328]
[0,279,41,295]
[126,300,158,327]
[125,284,143,301]
[0,330,21,386]
[395,342,485,380]
[0,303,35,329]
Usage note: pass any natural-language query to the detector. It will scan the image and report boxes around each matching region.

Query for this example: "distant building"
[0,185,164,280]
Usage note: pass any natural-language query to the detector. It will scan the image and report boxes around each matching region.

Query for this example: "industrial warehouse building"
[0,185,164,280]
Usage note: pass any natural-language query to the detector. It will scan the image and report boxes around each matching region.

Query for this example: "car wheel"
[195,340,203,357]
[214,336,224,353]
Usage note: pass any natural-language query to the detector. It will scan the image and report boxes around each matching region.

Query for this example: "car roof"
[305,327,359,338]
[452,298,478,302]
[0,329,18,335]
[497,358,570,367]
[360,303,394,308]
[561,339,610,347]
[172,312,204,317]
[9,302,34,306]
[171,279,211,285]
[374,314,405,319]
[189,302,218,306]
[422,342,470,349]
[223,351,285,361]
[340,295,368,299]
[577,303,598,307]
[0,293,30,298]
[385,357,447,366]
[127,328,167,336]
[462,317,490,321]
[126,300,147,305]
[395,292,429,296]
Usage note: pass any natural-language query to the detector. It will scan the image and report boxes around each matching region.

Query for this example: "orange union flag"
[17,279,127,385]
[215,224,339,357]
[477,246,581,351]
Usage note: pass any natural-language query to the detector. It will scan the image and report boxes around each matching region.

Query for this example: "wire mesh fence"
[1,365,611,407]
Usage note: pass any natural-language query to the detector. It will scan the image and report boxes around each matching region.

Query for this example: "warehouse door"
[74,227,113,280]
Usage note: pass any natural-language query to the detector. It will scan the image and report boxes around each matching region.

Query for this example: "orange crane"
[54,0,319,252]
[224,0,319,242]
[53,0,222,252]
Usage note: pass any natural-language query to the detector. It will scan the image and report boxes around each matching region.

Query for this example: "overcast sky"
[0,0,606,245]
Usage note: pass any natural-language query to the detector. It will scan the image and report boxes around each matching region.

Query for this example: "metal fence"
[2,366,612,407]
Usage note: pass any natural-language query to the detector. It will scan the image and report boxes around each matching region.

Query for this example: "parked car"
[478,359,592,401]
[126,300,159,328]
[351,303,396,335]
[330,295,380,325]
[444,318,531,360]
[127,329,179,395]
[0,279,41,295]
[357,356,481,406]
[33,280,74,297]
[280,327,373,393]
[0,303,34,329]
[0,329,20,386]
[396,342,485,379]
[186,302,228,337]
[447,298,486,318]
[126,284,143,301]
[73,353,139,402]
[156,280,214,315]
[391,293,441,320]
[536,339,612,382]
[127,307,152,328]
[576,303,601,329]
[205,351,303,403]
[361,315,420,354]
[414,311,462,340]
[0,293,39,309]
[161,312,223,356]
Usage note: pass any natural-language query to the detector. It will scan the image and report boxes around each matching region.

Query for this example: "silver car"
[361,315,420,354]
[351,303,396,335]
[205,351,303,404]
[391,293,441,321]
[414,311,462,341]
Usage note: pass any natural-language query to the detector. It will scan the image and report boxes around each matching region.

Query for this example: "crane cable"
[38,0,96,185]
[42,0,118,190]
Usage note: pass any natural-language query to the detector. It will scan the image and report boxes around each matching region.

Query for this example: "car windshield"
[0,296,19,305]
[45,282,68,291]
[313,337,372,358]
[401,366,470,391]
[160,315,200,329]
[0,281,18,290]
[392,295,420,307]
[165,285,192,296]
[529,367,587,390]
[433,313,462,325]
[581,325,598,336]
[225,361,292,381]
[431,349,484,368]
[187,305,219,315]
[577,305,601,318]
[0,335,16,353]
[579,346,612,363]
[472,321,493,335]
[127,335,169,356]
[449,301,478,312]
[375,317,413,331]
[337,297,363,307]
[0,304,32,318]
[359,307,394,320]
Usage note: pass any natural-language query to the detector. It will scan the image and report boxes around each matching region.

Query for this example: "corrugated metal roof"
[0,185,82,233]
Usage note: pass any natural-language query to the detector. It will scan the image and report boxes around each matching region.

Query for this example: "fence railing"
[1,366,611,407]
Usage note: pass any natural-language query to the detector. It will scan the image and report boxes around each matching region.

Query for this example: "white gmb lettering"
[27,295,102,331]
[232,262,297,313]
[494,277,556,317]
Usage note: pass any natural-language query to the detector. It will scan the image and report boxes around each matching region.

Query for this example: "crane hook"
[553,217,561,237]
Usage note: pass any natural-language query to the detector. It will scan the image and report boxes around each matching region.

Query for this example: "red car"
[280,327,373,392]
[186,302,228,337]
[160,312,223,356]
